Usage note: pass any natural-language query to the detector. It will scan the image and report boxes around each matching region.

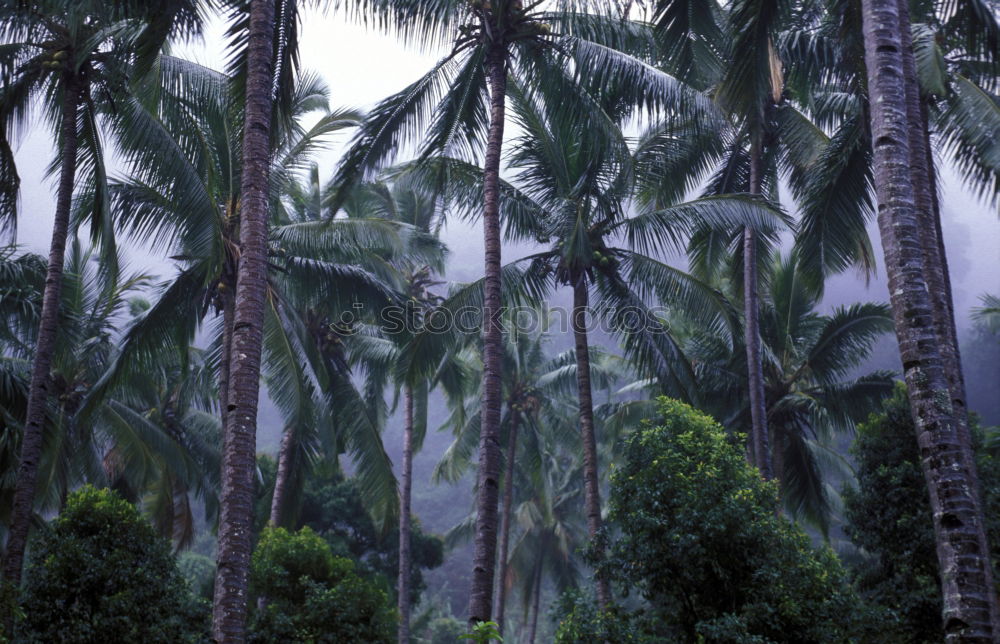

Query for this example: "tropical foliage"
[248,526,395,643]
[843,385,1000,643]
[571,398,876,643]
[0,0,997,642]
[18,486,205,643]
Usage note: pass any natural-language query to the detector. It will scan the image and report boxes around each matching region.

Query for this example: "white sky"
[10,7,1000,320]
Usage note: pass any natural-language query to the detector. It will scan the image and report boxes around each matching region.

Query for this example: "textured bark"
[573,279,611,610]
[3,79,81,590]
[493,408,519,632]
[397,385,414,644]
[895,3,998,631]
[268,425,294,527]
[468,41,507,627]
[896,0,972,461]
[527,555,543,644]
[743,141,772,480]
[211,0,275,640]
[861,1,995,639]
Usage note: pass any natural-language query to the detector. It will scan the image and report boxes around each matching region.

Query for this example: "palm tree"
[0,0,169,590]
[774,0,998,479]
[105,336,220,550]
[332,0,709,621]
[860,0,995,638]
[674,253,894,531]
[270,171,455,643]
[418,76,785,608]
[331,0,525,620]
[718,2,1000,631]
[0,249,44,537]
[637,0,965,486]
[510,452,586,644]
[89,57,413,544]
[441,363,595,642]
[360,179,450,644]
[886,11,999,628]
[798,5,1000,630]
[973,295,1000,334]
[212,0,276,633]
[632,0,784,478]
[63,40,384,638]
[0,242,218,544]
[434,325,598,634]
[263,168,424,533]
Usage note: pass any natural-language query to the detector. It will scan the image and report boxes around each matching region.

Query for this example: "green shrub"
[249,526,394,643]
[553,591,651,643]
[296,465,444,606]
[842,384,1000,642]
[18,486,205,643]
[459,620,502,643]
[559,398,875,643]
[425,616,465,644]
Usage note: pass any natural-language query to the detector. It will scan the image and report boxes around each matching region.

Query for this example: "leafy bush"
[842,384,1000,642]
[459,620,502,643]
[18,486,205,643]
[249,525,394,643]
[553,591,650,643]
[559,398,874,643]
[425,616,465,644]
[297,465,444,606]
[256,459,444,607]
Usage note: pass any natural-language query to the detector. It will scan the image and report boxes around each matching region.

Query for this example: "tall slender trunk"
[743,140,772,480]
[493,408,519,632]
[211,1,275,640]
[896,0,972,460]
[573,279,611,610]
[861,1,995,639]
[268,425,294,527]
[468,41,507,627]
[258,423,291,614]
[397,385,414,644]
[527,553,543,644]
[895,4,998,631]
[3,79,81,592]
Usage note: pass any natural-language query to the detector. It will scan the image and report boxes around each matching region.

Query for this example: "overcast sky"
[10,7,999,321]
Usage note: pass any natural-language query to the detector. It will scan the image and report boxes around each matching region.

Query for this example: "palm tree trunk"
[468,41,507,627]
[573,278,611,610]
[895,0,973,460]
[3,79,81,592]
[527,554,543,644]
[744,140,772,480]
[258,422,292,615]
[268,425,294,527]
[397,384,414,644]
[895,3,998,632]
[211,0,275,641]
[861,1,995,639]
[493,408,519,632]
